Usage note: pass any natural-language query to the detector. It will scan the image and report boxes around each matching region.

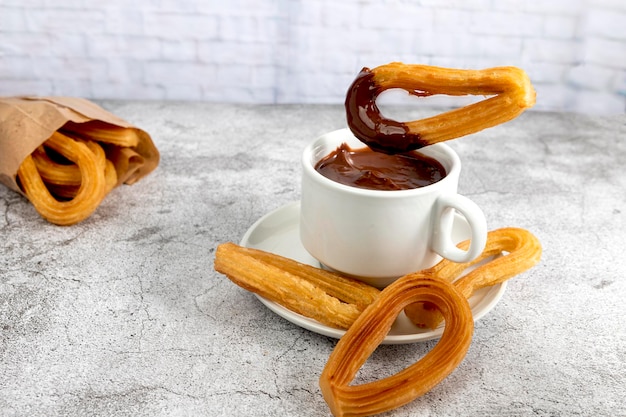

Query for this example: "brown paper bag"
[0,96,159,193]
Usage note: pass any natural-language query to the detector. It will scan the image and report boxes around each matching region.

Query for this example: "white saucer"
[240,201,506,345]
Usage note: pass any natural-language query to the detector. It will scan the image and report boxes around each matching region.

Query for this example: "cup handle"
[431,194,487,263]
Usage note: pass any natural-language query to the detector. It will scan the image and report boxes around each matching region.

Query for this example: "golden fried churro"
[43,158,117,200]
[405,227,542,329]
[346,63,536,154]
[60,119,158,187]
[320,274,473,417]
[15,118,148,224]
[61,120,140,148]
[31,146,80,187]
[214,242,380,329]
[35,138,118,199]
[17,132,107,225]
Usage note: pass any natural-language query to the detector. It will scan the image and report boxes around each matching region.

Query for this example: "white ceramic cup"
[299,128,487,288]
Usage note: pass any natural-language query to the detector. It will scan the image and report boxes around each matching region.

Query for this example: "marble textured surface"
[1,102,625,417]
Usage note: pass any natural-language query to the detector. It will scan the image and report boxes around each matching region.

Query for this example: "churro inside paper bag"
[0,96,159,193]
[0,96,159,225]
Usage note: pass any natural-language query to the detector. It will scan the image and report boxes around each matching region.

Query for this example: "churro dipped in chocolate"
[346,63,536,154]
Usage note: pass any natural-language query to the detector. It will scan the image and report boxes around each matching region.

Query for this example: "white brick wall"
[0,0,624,114]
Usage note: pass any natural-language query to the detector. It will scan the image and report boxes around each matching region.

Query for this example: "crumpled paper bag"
[0,96,159,194]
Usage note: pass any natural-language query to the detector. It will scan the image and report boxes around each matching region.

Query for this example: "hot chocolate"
[314,143,446,191]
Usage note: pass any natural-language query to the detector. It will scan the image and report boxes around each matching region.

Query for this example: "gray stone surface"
[1,102,625,417]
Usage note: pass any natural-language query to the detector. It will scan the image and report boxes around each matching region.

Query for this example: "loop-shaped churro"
[405,227,542,329]
[319,274,473,417]
[44,160,117,200]
[33,139,118,199]
[17,132,107,225]
[345,63,536,154]
[31,146,80,187]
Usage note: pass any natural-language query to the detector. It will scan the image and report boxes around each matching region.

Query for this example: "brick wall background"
[1,0,625,114]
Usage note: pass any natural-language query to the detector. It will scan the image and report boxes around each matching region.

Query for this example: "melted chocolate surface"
[315,143,446,191]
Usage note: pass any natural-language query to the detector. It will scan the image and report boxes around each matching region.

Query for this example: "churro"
[345,63,536,154]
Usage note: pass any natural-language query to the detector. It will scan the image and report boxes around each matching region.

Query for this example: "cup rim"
[302,128,461,197]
